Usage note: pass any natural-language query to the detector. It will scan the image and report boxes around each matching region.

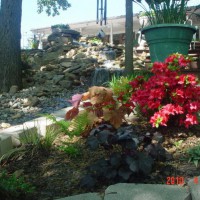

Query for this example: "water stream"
[92,48,124,86]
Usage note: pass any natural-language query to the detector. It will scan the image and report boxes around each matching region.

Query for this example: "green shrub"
[51,24,70,29]
[109,71,152,96]
[20,126,41,145]
[87,37,102,45]
[45,113,91,138]
[20,124,60,152]
[1,122,61,162]
[173,140,183,149]
[0,170,35,199]
[44,114,71,135]
[40,125,61,150]
[187,144,200,167]
[58,143,81,158]
[109,71,152,105]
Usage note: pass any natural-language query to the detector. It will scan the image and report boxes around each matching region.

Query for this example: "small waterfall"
[92,63,124,86]
[110,68,124,77]
[99,49,116,60]
[92,68,110,86]
[92,47,124,86]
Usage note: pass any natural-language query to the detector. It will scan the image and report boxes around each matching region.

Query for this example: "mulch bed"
[1,123,200,200]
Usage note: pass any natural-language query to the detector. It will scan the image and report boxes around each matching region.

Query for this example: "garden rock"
[26,96,40,107]
[60,61,73,68]
[66,49,77,58]
[104,183,191,200]
[0,35,148,129]
[9,85,19,94]
[188,176,200,200]
[59,80,72,89]
[0,122,11,128]
[57,193,102,200]
[52,75,64,84]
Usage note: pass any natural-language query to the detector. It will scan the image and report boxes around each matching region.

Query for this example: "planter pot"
[141,24,197,62]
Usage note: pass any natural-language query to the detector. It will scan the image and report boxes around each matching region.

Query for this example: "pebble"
[9,85,19,94]
[0,84,88,129]
[0,122,11,128]
[11,113,23,119]
[0,42,141,130]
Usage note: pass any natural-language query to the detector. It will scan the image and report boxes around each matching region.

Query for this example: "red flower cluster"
[129,54,200,128]
[165,53,193,70]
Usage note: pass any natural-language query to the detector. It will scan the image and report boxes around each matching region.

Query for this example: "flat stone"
[188,176,200,200]
[23,116,56,137]
[56,193,102,200]
[52,75,64,84]
[104,183,191,200]
[59,80,72,89]
[60,61,73,68]
[11,113,23,119]
[64,65,81,73]
[27,96,40,107]
[0,124,25,147]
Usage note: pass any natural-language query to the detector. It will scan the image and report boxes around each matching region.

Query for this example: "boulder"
[59,80,73,89]
[60,61,73,68]
[9,85,19,95]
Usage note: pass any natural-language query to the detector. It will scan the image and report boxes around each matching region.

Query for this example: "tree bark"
[0,0,22,92]
[124,0,133,75]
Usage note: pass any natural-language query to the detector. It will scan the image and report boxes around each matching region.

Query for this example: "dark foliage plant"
[80,124,168,188]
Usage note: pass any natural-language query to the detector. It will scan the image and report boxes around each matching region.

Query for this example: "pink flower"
[184,114,198,128]
[165,54,177,64]
[174,105,184,114]
[150,112,168,127]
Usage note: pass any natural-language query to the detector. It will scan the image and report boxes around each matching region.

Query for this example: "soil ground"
[1,123,200,200]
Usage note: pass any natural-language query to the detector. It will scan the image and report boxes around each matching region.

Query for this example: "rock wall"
[21,31,147,96]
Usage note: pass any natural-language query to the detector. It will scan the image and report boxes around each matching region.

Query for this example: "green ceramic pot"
[141,24,197,62]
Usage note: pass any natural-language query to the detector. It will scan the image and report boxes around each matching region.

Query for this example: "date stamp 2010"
[166,176,199,185]
[166,177,184,185]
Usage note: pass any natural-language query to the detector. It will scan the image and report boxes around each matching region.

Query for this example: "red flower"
[184,114,198,128]
[178,55,190,67]
[151,62,168,74]
[127,53,200,128]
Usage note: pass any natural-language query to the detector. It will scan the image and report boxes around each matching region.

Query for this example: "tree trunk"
[124,0,133,75]
[0,0,22,92]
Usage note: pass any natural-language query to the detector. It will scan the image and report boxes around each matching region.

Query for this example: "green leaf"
[80,175,96,188]
[118,167,132,180]
[129,160,139,173]
[86,136,100,150]
[138,152,154,175]
[110,152,121,167]
[194,160,199,168]
[37,0,71,16]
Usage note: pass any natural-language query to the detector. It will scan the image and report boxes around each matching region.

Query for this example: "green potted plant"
[133,0,199,62]
[138,11,155,27]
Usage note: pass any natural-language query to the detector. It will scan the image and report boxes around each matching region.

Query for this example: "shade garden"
[1,53,200,200]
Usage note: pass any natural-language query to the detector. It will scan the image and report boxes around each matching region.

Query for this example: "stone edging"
[0,106,73,157]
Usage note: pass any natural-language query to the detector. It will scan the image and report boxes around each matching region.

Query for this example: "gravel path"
[0,85,88,129]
